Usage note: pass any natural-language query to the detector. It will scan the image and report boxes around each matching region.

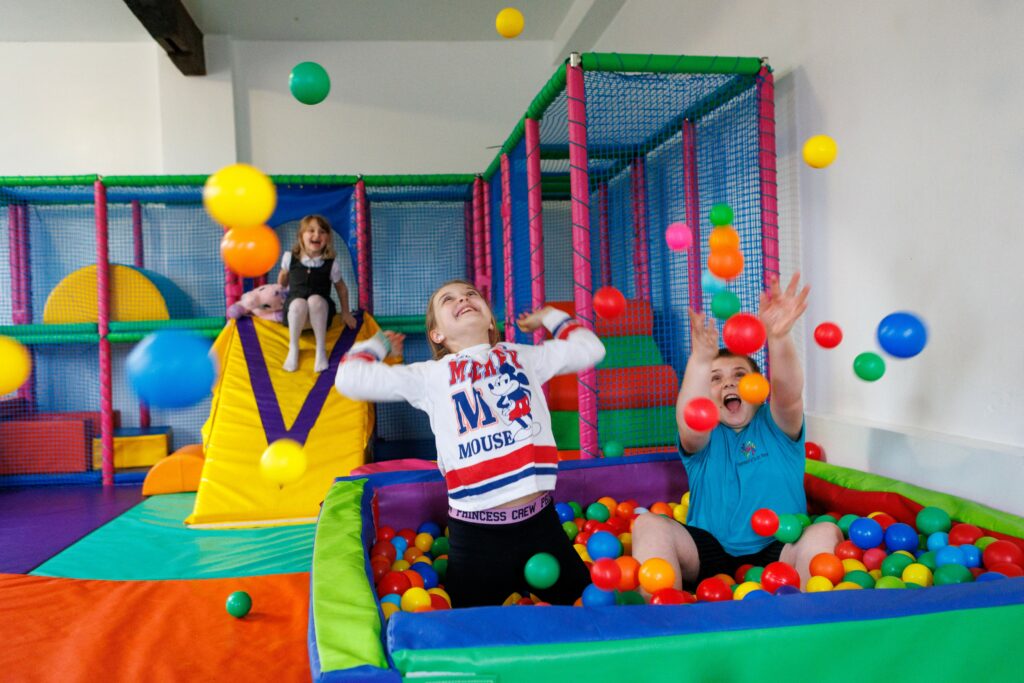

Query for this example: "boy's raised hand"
[688,308,719,361]
[759,272,809,339]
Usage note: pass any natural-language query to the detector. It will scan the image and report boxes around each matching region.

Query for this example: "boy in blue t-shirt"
[633,273,842,590]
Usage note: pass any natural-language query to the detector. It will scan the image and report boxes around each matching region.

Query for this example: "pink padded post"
[95,180,114,486]
[464,199,475,283]
[10,204,34,406]
[630,156,651,301]
[482,180,494,303]
[757,65,780,286]
[130,199,150,429]
[500,153,515,343]
[355,178,373,313]
[598,183,611,287]
[472,177,486,295]
[566,54,599,459]
[525,118,545,346]
[682,119,704,308]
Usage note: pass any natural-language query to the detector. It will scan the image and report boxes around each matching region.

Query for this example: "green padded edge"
[108,329,220,343]
[0,323,97,336]
[312,479,390,673]
[392,602,1024,681]
[806,460,1024,538]
[361,174,476,187]
[8,333,100,345]
[580,52,763,76]
[107,317,225,332]
[375,316,504,335]
[598,336,666,369]
[552,406,676,450]
[0,175,98,187]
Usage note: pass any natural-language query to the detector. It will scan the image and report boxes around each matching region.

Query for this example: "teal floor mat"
[31,493,315,580]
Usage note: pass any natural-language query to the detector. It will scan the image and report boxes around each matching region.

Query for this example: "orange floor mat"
[0,572,311,683]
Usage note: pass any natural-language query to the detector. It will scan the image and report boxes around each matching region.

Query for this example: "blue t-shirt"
[680,404,806,556]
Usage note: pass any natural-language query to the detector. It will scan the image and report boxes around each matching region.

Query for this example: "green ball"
[711,291,741,320]
[853,352,886,381]
[881,553,914,577]
[975,536,998,551]
[289,61,331,105]
[225,591,252,618]
[843,570,875,589]
[933,563,974,586]
[916,551,937,572]
[602,440,624,458]
[431,536,450,557]
[562,520,579,541]
[904,581,923,589]
[795,513,812,529]
[524,552,560,590]
[709,203,733,226]
[875,576,906,589]
[568,501,583,518]
[617,590,647,605]
[774,513,803,544]
[433,557,448,581]
[916,506,952,536]
[838,514,859,536]
[744,566,764,583]
[586,502,611,523]
[814,514,839,525]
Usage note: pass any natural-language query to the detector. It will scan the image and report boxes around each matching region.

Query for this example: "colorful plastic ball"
[843,570,875,589]
[695,577,733,602]
[568,501,583,518]
[733,564,754,585]
[614,556,640,592]
[916,507,952,536]
[738,372,770,404]
[561,521,579,541]
[813,322,843,349]
[701,271,727,295]
[835,540,863,562]
[805,576,834,593]
[989,563,1024,578]
[916,551,937,572]
[665,222,693,251]
[417,521,442,537]
[650,588,692,605]
[809,553,845,585]
[289,61,331,105]
[682,397,719,432]
[431,535,450,556]
[602,440,624,458]
[495,7,525,38]
[902,563,933,587]
[883,522,918,553]
[733,581,764,600]
[837,514,859,536]
[935,545,967,568]
[524,552,560,590]
[617,590,647,605]
[760,561,801,594]
[381,602,400,620]
[379,593,402,608]
[708,226,739,252]
[258,438,307,486]
[221,225,281,278]
[203,163,276,229]
[429,594,451,610]
[711,291,741,321]
[593,286,626,319]
[410,563,439,590]
[709,203,734,226]
[708,249,744,280]
[555,503,575,523]
[805,442,825,461]
[401,587,432,613]
[802,134,838,169]
[0,335,32,395]
[390,536,408,557]
[751,508,780,537]
[722,313,766,355]
[433,557,448,581]
[877,312,927,359]
[774,513,803,544]
[776,585,801,596]
[225,591,252,618]
[976,571,1008,582]
[126,330,215,409]
[848,517,884,550]
[587,531,622,561]
[852,352,885,382]
[926,532,949,552]
[947,523,983,546]
[581,583,616,607]
[961,544,982,568]
[833,581,863,591]
[413,532,434,553]
[743,566,764,584]
[874,576,906,590]
[638,558,676,594]
[585,502,611,523]
[842,558,868,574]
[862,548,887,572]
[933,563,974,586]
[982,540,1024,569]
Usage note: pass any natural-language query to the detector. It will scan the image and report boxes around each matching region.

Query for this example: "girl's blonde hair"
[425,279,500,359]
[291,214,336,260]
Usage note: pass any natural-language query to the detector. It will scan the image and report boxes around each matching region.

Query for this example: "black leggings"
[444,502,591,608]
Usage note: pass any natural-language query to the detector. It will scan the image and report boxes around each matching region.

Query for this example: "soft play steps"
[551,407,677,450]
[549,365,678,411]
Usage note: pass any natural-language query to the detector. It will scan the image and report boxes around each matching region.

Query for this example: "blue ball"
[926,532,949,552]
[581,583,617,607]
[555,503,575,523]
[935,545,966,567]
[848,517,884,550]
[877,312,928,358]
[126,330,215,409]
[975,571,1007,583]
[775,585,801,596]
[380,593,402,606]
[410,563,439,589]
[961,544,982,568]
[390,536,408,557]
[586,531,623,561]
[702,271,727,295]
[417,521,442,537]
[743,588,771,600]
[884,522,919,553]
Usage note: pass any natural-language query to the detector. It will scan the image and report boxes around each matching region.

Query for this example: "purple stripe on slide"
[236,312,363,445]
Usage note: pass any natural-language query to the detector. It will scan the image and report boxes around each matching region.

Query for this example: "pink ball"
[665,222,693,252]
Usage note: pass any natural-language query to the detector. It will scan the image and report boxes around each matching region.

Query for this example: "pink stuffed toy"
[228,284,288,323]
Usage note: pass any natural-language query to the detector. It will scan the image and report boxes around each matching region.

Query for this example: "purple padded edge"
[0,484,143,573]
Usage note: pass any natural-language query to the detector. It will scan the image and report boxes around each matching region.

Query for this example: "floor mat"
[31,492,315,580]
[0,572,311,683]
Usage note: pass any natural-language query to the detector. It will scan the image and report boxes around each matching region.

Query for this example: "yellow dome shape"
[43,264,170,323]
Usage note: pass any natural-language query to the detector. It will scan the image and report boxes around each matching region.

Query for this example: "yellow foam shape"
[43,264,169,323]
[91,430,170,469]
[186,315,380,528]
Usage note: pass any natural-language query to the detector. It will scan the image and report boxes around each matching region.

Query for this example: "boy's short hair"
[715,348,760,374]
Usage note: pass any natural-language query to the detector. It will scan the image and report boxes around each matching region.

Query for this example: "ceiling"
[1,0,578,42]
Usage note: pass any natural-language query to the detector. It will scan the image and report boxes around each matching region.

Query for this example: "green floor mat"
[31,493,315,580]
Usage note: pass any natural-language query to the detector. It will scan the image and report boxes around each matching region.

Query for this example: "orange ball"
[402,569,425,589]
[615,501,637,519]
[737,372,770,404]
[708,226,739,252]
[221,225,280,277]
[638,557,676,594]
[648,501,673,517]
[708,248,743,280]
[615,555,641,591]
[597,496,618,515]
[809,552,845,585]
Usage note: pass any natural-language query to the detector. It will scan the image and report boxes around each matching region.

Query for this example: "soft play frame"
[309,454,1024,681]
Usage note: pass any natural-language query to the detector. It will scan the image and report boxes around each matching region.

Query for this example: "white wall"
[595,0,1024,508]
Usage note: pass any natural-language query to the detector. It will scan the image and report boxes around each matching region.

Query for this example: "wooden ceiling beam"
[123,0,206,76]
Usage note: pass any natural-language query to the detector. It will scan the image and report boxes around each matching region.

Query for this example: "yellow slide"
[186,313,380,528]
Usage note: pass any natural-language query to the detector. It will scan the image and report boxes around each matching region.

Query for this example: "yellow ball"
[733,581,763,600]
[618,532,632,555]
[802,134,838,169]
[400,587,432,612]
[833,581,863,591]
[203,163,277,228]
[574,543,592,563]
[391,559,410,572]
[673,504,688,523]
[381,602,400,620]
[259,438,307,486]
[902,563,933,587]
[869,569,883,581]
[495,7,524,38]
[0,335,32,395]
[427,587,451,606]
[805,576,834,593]
[841,558,867,574]
[414,532,434,553]
[411,555,433,566]
[680,491,690,506]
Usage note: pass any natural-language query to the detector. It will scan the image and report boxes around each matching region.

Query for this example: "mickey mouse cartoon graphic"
[486,362,542,441]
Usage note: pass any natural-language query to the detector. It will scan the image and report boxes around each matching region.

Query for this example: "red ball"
[751,508,780,537]
[734,563,754,585]
[397,528,417,545]
[835,540,863,561]
[760,561,801,594]
[813,322,843,349]
[983,540,1024,569]
[369,555,391,583]
[376,525,396,542]
[988,562,1024,578]
[430,594,451,610]
[696,577,733,602]
[805,442,825,461]
[590,558,622,591]
[870,513,897,531]
[650,588,695,605]
[593,286,626,319]
[370,540,397,563]
[862,548,888,571]
[683,397,719,432]
[722,313,766,355]
[376,571,412,597]
[948,523,983,546]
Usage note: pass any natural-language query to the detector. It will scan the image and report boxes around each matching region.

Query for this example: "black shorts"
[444,500,591,608]
[684,525,784,590]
